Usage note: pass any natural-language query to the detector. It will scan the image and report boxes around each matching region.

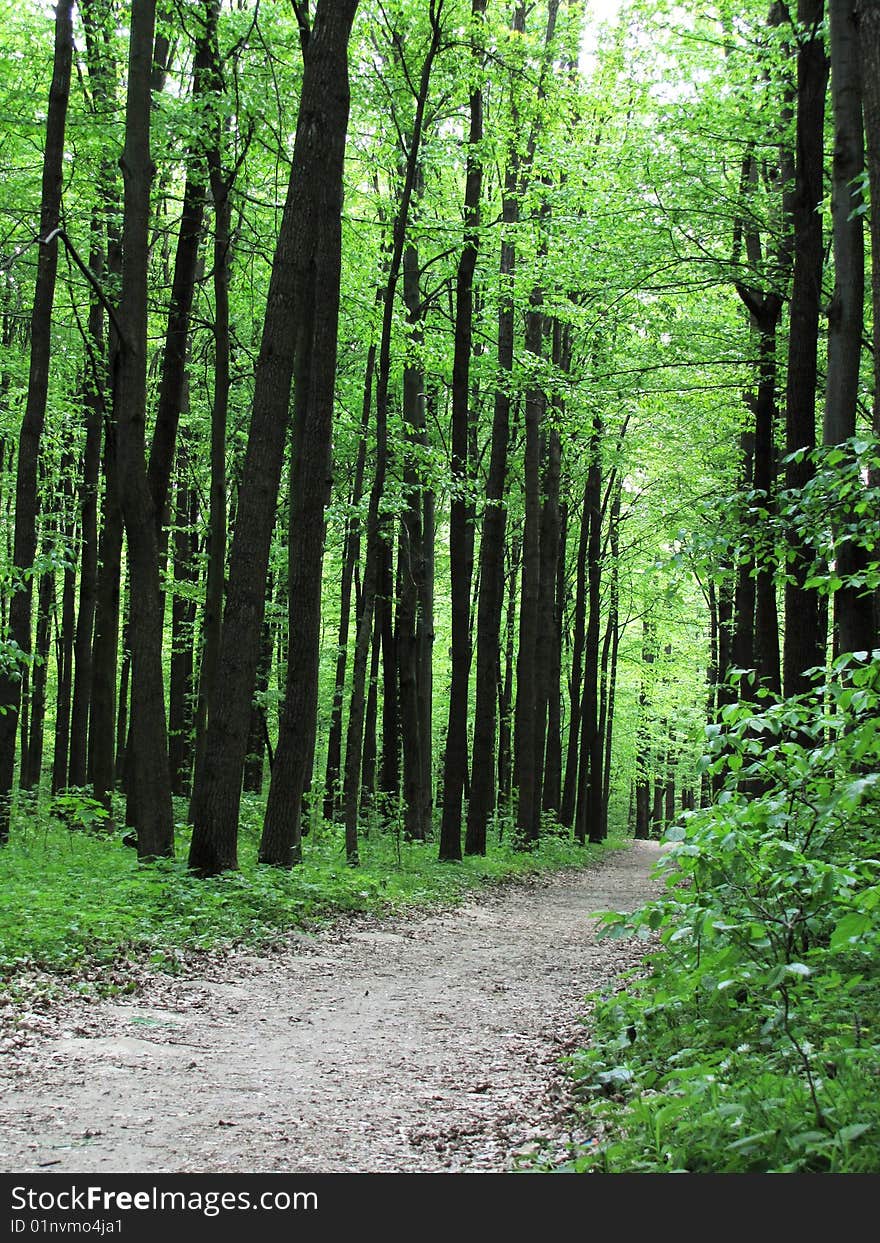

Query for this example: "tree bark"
[0,0,73,841]
[189,0,360,874]
[51,469,77,795]
[465,142,518,855]
[193,3,231,778]
[168,445,197,796]
[574,414,603,844]
[439,0,485,858]
[825,0,875,656]
[67,220,105,790]
[856,0,880,638]
[342,7,442,864]
[115,0,174,858]
[634,619,654,839]
[323,343,373,820]
[784,0,828,696]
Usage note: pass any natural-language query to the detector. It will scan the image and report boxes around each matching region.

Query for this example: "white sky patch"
[580,0,623,75]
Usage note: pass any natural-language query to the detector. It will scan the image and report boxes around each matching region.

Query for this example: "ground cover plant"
[0,791,615,985]
[564,651,880,1174]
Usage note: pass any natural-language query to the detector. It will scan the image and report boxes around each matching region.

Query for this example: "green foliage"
[561,652,880,1173]
[0,792,615,984]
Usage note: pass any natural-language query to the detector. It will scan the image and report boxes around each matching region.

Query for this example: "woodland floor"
[0,840,664,1173]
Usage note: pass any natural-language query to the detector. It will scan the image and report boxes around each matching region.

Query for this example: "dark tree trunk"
[784,0,828,696]
[561,481,589,827]
[514,313,546,846]
[168,448,198,796]
[731,431,756,684]
[0,0,73,841]
[193,7,231,776]
[323,345,373,821]
[115,0,174,859]
[243,610,273,795]
[342,12,442,864]
[51,494,77,795]
[600,485,621,837]
[360,601,383,817]
[145,59,208,543]
[398,238,431,842]
[89,423,123,815]
[67,225,105,790]
[259,106,349,866]
[825,0,875,656]
[22,555,54,792]
[752,322,782,693]
[634,620,654,839]
[378,538,399,804]
[497,534,520,815]
[857,0,880,637]
[732,145,786,696]
[466,169,517,854]
[189,0,360,874]
[439,0,486,860]
[467,0,559,852]
[574,415,603,845]
[542,494,566,816]
[418,477,435,829]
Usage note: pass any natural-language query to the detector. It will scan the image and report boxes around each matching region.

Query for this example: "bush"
[564,651,880,1173]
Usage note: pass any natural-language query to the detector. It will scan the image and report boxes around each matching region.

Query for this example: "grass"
[0,789,623,984]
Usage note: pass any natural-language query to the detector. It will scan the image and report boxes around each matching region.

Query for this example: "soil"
[0,839,665,1174]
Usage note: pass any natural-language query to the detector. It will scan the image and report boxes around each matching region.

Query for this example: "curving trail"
[0,841,664,1173]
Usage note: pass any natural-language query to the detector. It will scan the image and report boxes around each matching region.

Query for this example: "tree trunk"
[574,414,603,844]
[465,165,517,855]
[857,0,880,637]
[192,8,231,776]
[496,534,520,816]
[0,0,73,841]
[51,457,77,794]
[323,345,373,820]
[243,610,273,795]
[259,111,349,866]
[342,11,442,864]
[168,447,197,796]
[89,421,124,815]
[439,0,485,859]
[561,481,589,827]
[542,493,566,816]
[115,0,174,859]
[67,222,105,790]
[784,0,828,696]
[397,237,432,842]
[634,619,654,839]
[825,0,875,656]
[600,485,621,836]
[189,0,360,874]
[22,554,54,791]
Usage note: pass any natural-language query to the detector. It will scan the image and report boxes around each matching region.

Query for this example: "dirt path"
[0,841,664,1173]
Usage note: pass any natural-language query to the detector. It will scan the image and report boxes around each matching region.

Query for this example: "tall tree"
[115,0,174,858]
[342,0,444,866]
[439,0,487,861]
[783,0,828,696]
[189,0,361,875]
[0,0,74,842]
[824,0,875,656]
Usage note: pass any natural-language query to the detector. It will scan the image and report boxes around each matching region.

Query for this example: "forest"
[0,0,878,1177]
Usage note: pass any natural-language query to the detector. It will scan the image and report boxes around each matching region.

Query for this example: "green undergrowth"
[0,791,618,986]
[558,653,880,1175]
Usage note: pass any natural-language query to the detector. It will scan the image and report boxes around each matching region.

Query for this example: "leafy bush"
[564,651,880,1173]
